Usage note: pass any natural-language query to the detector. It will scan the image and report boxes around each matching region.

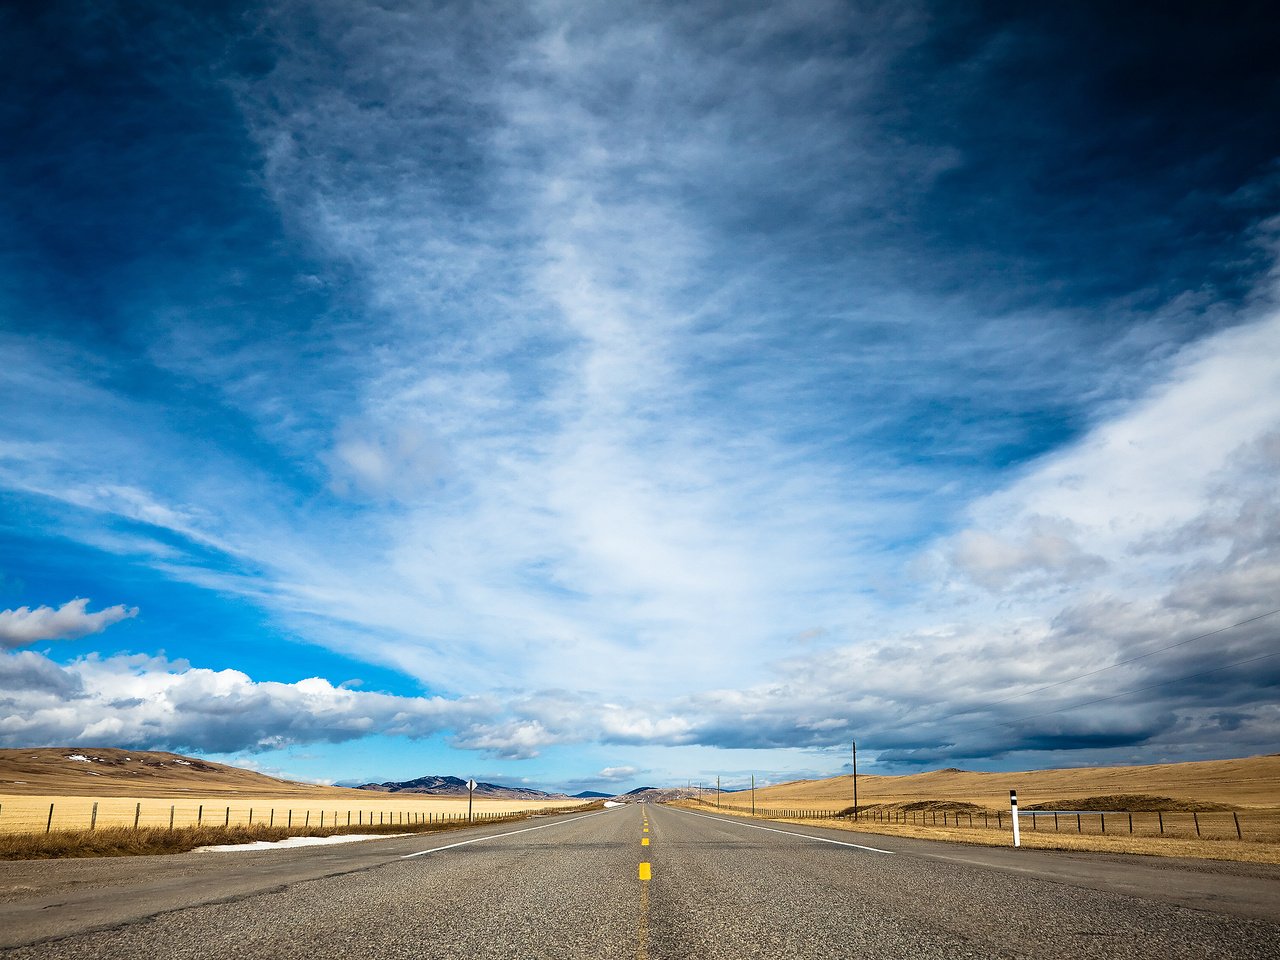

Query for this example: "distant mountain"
[572,790,613,798]
[357,775,568,801]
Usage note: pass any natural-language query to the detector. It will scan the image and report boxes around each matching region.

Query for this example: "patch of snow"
[603,800,624,807]
[173,759,192,765]
[66,754,91,762]
[196,834,407,853]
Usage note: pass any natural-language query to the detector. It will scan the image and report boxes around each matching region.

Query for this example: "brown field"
[0,748,583,837]
[684,753,1280,864]
[736,753,1280,810]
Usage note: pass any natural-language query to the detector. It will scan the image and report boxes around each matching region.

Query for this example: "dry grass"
[0,793,580,835]
[683,805,1280,864]
[742,753,1280,810]
[0,811,526,860]
[680,754,1280,865]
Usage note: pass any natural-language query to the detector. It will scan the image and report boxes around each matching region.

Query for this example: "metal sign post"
[852,740,858,821]
[1010,789,1020,847]
[467,779,477,823]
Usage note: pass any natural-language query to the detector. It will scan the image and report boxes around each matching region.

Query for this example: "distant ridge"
[573,790,613,799]
[357,774,567,801]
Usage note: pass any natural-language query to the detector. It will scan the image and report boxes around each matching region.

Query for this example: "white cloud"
[0,599,138,649]
[596,765,640,781]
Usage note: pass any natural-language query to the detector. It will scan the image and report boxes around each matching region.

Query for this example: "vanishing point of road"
[1,803,1277,959]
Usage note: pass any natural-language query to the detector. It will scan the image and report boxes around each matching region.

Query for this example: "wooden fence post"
[46,802,54,833]
[1193,812,1200,837]
[1234,811,1242,839]
[224,806,230,827]
[90,802,98,831]
[134,802,141,830]
[169,805,175,830]
[198,805,203,827]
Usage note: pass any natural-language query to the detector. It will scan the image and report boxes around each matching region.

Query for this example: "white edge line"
[400,809,613,859]
[676,808,894,854]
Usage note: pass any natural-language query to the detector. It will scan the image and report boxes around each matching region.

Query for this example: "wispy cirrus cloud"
[2,1,1279,784]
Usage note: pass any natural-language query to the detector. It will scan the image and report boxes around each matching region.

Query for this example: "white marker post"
[467,779,477,823]
[1010,789,1020,848]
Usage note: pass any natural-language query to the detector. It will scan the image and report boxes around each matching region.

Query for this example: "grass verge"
[678,803,1280,864]
[0,813,534,860]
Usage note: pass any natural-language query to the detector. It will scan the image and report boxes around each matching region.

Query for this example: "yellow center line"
[641,837,649,846]
[638,861,651,880]
[636,877,650,960]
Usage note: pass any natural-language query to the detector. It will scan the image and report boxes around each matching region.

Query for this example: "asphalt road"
[2,803,1278,959]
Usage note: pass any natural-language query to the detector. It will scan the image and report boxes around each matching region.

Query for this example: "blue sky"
[2,1,1278,794]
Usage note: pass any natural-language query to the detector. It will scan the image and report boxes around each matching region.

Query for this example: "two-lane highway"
[2,803,1277,958]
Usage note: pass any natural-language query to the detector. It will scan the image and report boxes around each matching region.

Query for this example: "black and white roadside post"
[852,740,859,821]
[467,779,477,824]
[1010,789,1020,848]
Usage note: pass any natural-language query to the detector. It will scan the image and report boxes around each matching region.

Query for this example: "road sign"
[467,779,477,791]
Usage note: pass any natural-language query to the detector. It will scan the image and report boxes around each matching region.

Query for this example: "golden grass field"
[684,753,1280,863]
[0,748,583,836]
[739,753,1280,810]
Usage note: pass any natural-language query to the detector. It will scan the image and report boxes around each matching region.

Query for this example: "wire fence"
[698,800,1277,842]
[0,798,567,835]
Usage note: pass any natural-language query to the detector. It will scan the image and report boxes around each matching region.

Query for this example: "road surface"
[1,803,1277,958]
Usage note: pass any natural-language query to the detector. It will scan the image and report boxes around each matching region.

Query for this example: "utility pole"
[852,741,858,821]
[716,775,720,808]
[751,774,756,816]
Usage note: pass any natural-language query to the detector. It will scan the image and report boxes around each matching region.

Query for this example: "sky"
[1,1,1278,795]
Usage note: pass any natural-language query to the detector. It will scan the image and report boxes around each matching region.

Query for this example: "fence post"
[1128,813,1132,834]
[134,802,141,830]
[305,811,310,827]
[1193,812,1200,837]
[1158,811,1163,834]
[1101,813,1105,834]
[169,805,175,830]
[90,802,98,831]
[1234,811,1242,839]
[1076,813,1081,833]
[225,806,230,827]
[1010,790,1020,848]
[270,808,274,827]
[249,807,254,826]
[288,809,292,828]
[47,802,54,833]
[198,805,203,827]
